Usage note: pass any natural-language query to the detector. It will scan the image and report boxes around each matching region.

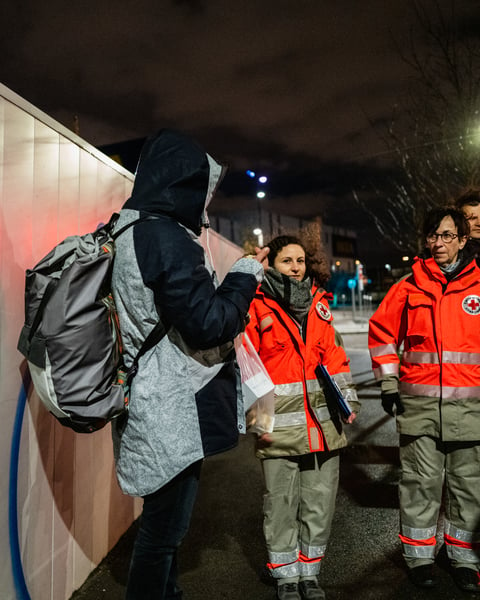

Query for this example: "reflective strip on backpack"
[28,358,68,419]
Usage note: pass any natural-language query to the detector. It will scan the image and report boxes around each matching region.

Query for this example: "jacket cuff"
[380,375,399,394]
[230,257,264,283]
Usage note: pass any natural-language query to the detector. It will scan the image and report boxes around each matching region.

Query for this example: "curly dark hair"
[265,234,329,286]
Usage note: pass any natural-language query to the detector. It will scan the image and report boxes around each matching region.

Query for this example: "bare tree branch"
[355,0,480,254]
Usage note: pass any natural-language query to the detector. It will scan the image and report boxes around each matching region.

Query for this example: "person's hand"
[253,246,270,270]
[342,412,357,424]
[257,432,273,445]
[381,392,405,417]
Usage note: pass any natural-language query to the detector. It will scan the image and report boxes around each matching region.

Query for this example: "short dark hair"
[454,188,480,210]
[422,206,470,239]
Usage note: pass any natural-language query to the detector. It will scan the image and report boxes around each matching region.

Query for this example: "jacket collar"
[413,256,479,290]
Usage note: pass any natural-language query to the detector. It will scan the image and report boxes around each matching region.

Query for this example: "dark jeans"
[125,460,202,600]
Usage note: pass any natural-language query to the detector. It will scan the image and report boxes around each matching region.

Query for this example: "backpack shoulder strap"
[111,213,167,382]
[111,214,160,240]
[125,322,167,384]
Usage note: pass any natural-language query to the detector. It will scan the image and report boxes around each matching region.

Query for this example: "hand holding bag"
[234,332,275,434]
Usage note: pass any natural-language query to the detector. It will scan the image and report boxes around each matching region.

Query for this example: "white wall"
[0,83,243,600]
[0,83,142,600]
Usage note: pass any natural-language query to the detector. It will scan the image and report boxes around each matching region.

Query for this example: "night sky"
[2,0,479,264]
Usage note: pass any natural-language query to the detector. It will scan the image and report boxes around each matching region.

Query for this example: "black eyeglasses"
[426,232,459,244]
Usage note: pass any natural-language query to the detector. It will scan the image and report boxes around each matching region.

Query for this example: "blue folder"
[315,364,353,419]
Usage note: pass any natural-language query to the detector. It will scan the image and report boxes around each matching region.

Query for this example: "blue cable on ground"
[9,370,32,600]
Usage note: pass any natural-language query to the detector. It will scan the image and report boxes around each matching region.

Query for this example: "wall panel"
[0,83,243,600]
[0,83,139,600]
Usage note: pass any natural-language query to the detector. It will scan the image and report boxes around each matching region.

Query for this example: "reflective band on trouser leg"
[298,543,326,576]
[267,549,300,579]
[444,521,480,564]
[262,458,300,579]
[399,525,437,559]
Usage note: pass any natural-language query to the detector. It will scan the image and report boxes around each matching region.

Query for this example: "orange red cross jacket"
[245,286,359,459]
[369,256,480,441]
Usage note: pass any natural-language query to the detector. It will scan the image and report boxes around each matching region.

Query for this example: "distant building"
[97,138,361,288]
[208,207,358,275]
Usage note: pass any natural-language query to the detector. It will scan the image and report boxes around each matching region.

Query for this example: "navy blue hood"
[123,129,225,235]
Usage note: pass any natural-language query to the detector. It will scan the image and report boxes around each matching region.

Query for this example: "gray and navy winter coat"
[111,129,262,496]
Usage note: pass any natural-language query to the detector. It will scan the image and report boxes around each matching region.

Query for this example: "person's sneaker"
[452,567,480,593]
[277,582,301,600]
[408,564,437,588]
[299,578,326,599]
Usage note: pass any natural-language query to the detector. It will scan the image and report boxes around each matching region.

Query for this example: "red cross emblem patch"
[316,301,332,321]
[462,295,480,315]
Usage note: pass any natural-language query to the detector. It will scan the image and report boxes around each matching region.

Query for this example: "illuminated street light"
[402,256,409,262]
[258,176,268,184]
[253,228,264,247]
[246,170,255,178]
[256,191,266,199]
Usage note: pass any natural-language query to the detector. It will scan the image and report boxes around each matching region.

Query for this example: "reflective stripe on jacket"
[245,287,358,458]
[368,256,480,441]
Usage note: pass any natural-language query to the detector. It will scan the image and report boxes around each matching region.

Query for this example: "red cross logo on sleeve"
[315,301,332,321]
[462,295,480,315]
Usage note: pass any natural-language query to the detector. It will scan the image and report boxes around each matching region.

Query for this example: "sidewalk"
[70,328,467,600]
[331,308,371,335]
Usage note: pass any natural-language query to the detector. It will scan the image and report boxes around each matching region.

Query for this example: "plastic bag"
[235,332,275,434]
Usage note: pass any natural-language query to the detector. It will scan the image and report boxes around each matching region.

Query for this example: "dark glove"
[381,392,405,417]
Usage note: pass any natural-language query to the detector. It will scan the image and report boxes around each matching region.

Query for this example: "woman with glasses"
[368,206,480,594]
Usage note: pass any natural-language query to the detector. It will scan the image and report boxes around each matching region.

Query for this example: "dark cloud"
[1,0,479,266]
[1,0,434,157]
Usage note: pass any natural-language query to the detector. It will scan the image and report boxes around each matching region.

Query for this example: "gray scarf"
[440,259,461,274]
[261,268,312,323]
[439,250,471,282]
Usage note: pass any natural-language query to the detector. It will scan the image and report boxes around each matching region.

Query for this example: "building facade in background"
[208,207,360,304]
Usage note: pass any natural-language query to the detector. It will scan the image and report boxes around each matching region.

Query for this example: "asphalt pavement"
[70,310,474,600]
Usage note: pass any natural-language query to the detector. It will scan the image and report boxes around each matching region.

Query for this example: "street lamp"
[256,191,266,228]
[253,228,264,247]
[246,170,269,232]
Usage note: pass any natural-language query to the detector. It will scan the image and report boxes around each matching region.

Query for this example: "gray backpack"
[17,214,164,433]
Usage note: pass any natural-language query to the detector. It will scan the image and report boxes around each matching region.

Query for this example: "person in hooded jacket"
[244,235,360,600]
[368,206,480,594]
[111,129,269,600]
